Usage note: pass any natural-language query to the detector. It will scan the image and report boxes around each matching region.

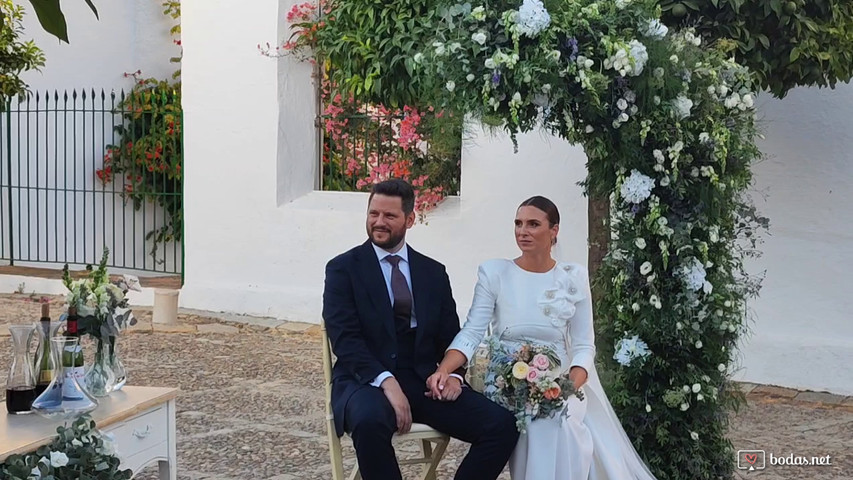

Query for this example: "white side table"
[1,386,179,479]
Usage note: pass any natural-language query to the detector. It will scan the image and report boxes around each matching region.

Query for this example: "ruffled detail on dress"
[537,263,587,327]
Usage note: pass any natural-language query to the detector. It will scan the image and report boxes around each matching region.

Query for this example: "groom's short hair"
[369,179,415,215]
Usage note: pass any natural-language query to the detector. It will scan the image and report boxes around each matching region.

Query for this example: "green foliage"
[660,0,853,97]
[309,0,440,107]
[0,415,131,479]
[25,0,99,43]
[99,76,182,260]
[0,0,45,101]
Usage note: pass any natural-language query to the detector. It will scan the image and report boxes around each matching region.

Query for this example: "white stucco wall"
[20,1,177,91]
[735,85,853,395]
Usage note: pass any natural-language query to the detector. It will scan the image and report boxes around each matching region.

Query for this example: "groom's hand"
[380,377,412,433]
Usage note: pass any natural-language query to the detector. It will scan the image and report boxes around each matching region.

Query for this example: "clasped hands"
[379,370,462,435]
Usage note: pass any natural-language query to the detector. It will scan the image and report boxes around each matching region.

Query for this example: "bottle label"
[63,367,86,399]
[38,370,54,383]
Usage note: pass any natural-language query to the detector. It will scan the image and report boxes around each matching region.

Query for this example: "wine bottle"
[34,303,54,397]
[62,306,85,399]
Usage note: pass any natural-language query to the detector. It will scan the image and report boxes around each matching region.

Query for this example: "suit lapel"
[408,247,430,348]
[357,241,395,339]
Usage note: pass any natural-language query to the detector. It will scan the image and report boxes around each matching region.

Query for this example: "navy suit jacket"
[323,240,463,436]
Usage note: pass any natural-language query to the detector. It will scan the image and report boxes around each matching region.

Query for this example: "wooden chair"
[321,321,450,480]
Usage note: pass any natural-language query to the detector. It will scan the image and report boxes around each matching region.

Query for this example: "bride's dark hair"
[518,196,560,227]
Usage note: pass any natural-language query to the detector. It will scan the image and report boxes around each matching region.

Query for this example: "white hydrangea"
[620,169,655,203]
[641,19,668,39]
[613,334,652,366]
[604,40,648,77]
[517,0,551,38]
[679,257,707,292]
[672,95,693,119]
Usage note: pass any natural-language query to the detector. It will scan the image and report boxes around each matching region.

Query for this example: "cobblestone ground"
[0,293,850,479]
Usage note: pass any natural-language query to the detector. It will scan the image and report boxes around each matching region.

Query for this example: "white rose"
[680,403,689,411]
[695,340,703,348]
[446,81,456,92]
[691,431,700,441]
[646,404,652,412]
[617,98,628,110]
[635,238,646,249]
[697,393,705,401]
[466,73,476,82]
[676,322,683,330]
[670,55,679,64]
[640,261,653,275]
[692,383,701,393]
[471,31,488,45]
[742,93,754,108]
[485,58,496,69]
[632,303,640,312]
[718,363,726,372]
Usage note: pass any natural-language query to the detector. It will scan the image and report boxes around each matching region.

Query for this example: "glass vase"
[107,336,127,391]
[84,337,116,397]
[32,336,98,419]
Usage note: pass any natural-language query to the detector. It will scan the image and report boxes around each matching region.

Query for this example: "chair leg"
[419,437,449,480]
[348,465,362,480]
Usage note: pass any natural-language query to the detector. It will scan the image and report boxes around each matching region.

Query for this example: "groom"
[323,179,518,480]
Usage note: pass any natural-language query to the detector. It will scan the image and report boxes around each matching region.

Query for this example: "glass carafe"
[5,324,37,414]
[31,336,97,419]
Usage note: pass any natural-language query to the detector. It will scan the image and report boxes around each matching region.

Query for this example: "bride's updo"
[519,196,560,227]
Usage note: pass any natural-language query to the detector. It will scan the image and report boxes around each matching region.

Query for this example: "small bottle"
[33,303,55,397]
[62,307,85,399]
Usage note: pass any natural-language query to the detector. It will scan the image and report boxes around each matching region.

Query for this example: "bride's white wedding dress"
[448,259,657,480]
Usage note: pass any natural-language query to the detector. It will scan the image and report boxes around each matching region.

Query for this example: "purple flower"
[631,204,641,214]
[565,37,579,62]
[491,70,502,86]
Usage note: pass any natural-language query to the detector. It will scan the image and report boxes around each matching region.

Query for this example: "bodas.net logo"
[737,450,766,471]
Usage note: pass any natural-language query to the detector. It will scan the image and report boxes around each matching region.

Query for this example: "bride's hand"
[425,370,450,399]
[569,366,588,390]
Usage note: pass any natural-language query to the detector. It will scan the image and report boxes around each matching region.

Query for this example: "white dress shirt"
[369,242,464,388]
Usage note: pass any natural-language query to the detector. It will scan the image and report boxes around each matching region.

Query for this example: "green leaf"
[790,48,801,62]
[83,0,99,18]
[28,0,69,43]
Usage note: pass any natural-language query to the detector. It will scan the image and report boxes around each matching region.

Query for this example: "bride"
[427,196,658,479]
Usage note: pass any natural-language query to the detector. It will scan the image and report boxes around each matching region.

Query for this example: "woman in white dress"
[427,196,657,480]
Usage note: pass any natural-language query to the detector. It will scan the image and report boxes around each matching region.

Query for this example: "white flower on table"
[517,0,551,38]
[620,169,655,204]
[49,451,69,468]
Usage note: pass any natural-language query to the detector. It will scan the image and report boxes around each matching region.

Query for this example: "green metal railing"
[0,89,183,275]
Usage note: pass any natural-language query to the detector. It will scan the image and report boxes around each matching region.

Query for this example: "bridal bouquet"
[484,339,584,433]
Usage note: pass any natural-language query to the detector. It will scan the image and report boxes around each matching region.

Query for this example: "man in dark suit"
[323,179,518,480]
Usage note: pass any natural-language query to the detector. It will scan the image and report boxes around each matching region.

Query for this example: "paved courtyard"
[0,293,850,479]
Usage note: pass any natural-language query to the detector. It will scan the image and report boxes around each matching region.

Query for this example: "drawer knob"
[132,425,152,439]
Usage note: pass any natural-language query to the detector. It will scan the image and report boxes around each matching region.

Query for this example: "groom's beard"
[368,226,405,250]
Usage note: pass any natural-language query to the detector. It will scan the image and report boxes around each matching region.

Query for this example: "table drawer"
[105,406,168,459]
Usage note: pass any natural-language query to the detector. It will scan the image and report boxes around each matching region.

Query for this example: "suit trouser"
[344,368,519,480]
